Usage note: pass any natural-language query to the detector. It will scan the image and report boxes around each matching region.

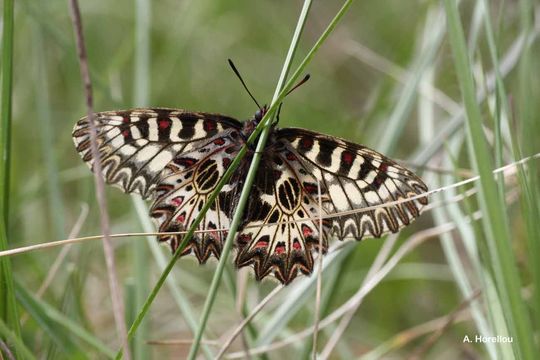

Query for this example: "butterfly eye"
[254,109,262,121]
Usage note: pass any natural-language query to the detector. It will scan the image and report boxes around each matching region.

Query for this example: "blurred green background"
[2,0,539,359]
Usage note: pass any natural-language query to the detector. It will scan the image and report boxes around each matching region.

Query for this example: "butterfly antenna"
[228,59,262,109]
[285,74,310,96]
[274,74,310,125]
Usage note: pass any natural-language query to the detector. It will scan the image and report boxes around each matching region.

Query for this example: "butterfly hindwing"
[72,108,242,199]
[149,129,244,263]
[235,150,332,284]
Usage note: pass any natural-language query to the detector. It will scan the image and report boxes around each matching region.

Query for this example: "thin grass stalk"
[420,9,497,357]
[33,26,66,242]
[0,0,22,347]
[132,198,215,359]
[186,1,314,358]
[443,1,535,358]
[311,182,324,358]
[444,10,513,359]
[0,319,35,360]
[216,285,283,359]
[67,1,131,358]
[2,153,539,260]
[14,280,115,358]
[360,311,470,360]
[478,0,512,197]
[431,138,500,359]
[478,4,526,355]
[226,220,478,359]
[517,0,540,331]
[412,25,539,165]
[377,7,446,155]
[131,0,151,358]
[117,1,357,357]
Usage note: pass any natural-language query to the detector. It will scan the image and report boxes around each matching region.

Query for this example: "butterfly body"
[73,107,428,284]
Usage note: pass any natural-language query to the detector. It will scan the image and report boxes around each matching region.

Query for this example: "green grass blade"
[516,0,540,331]
[131,197,215,359]
[186,1,315,358]
[15,280,116,359]
[115,2,357,358]
[0,0,22,347]
[0,318,36,360]
[412,27,539,165]
[443,1,536,358]
[378,8,446,154]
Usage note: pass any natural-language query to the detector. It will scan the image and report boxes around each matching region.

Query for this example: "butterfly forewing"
[72,108,242,199]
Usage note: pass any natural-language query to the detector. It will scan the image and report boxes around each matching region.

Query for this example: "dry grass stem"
[216,285,283,359]
[226,212,482,359]
[68,1,131,358]
[1,152,536,259]
[408,289,482,359]
[311,181,325,358]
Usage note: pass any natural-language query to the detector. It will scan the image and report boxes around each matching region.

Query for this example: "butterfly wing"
[276,128,428,240]
[235,128,428,284]
[149,129,244,263]
[72,108,242,199]
[235,149,332,284]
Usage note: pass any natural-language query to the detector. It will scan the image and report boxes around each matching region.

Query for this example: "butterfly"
[73,106,428,284]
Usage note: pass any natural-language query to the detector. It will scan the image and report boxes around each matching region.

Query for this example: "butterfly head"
[254,104,268,123]
[242,104,269,138]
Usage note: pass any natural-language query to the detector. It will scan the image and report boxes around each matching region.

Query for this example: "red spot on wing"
[171,196,184,207]
[158,119,170,129]
[378,162,389,172]
[176,214,186,223]
[275,245,285,255]
[342,151,354,165]
[203,119,217,132]
[174,157,197,167]
[213,137,225,145]
[286,152,297,161]
[255,240,268,248]
[303,183,317,194]
[302,224,313,238]
[222,158,231,168]
[122,116,130,123]
[238,233,252,245]
[300,137,314,150]
[293,240,301,250]
[122,130,130,137]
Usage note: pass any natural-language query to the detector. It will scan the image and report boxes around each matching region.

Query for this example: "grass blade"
[0,319,35,360]
[67,1,131,358]
[516,0,540,331]
[15,280,115,358]
[186,1,314,358]
[443,1,536,358]
[0,0,22,348]
[116,2,357,358]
